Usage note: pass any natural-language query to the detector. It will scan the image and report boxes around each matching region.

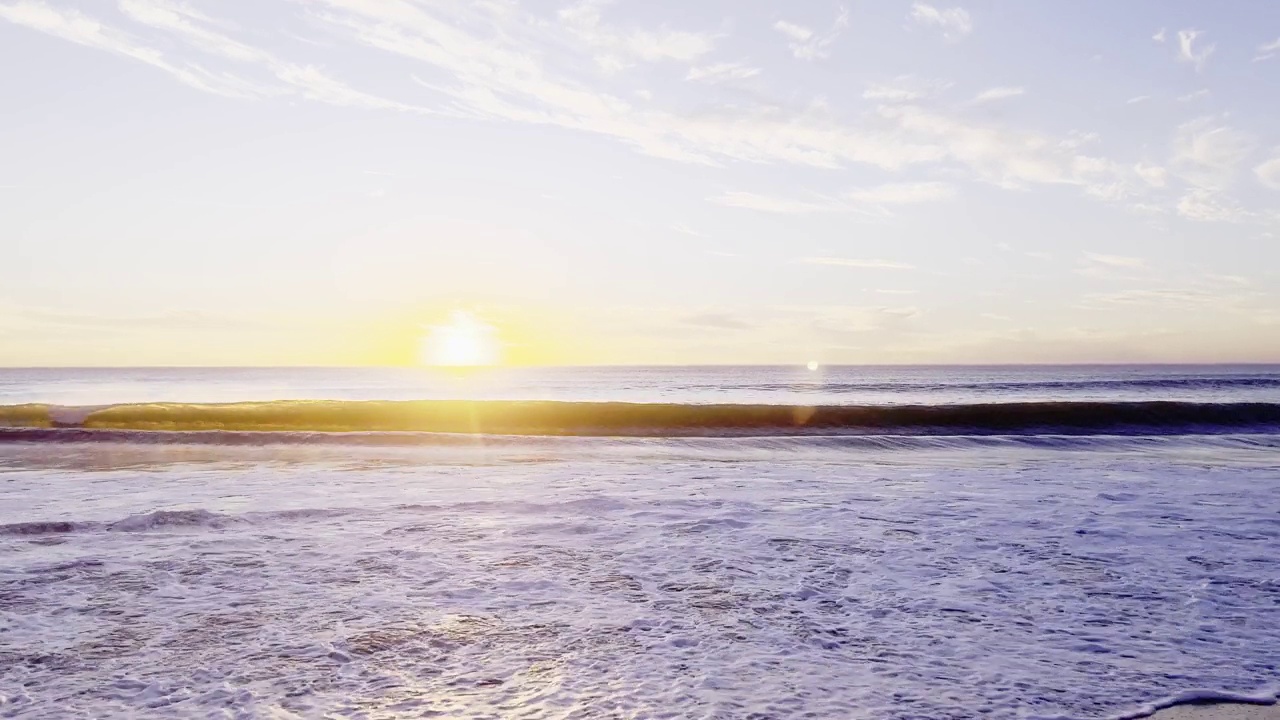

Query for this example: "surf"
[2,399,1280,437]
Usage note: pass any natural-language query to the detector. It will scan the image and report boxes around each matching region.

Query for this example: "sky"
[2,0,1280,366]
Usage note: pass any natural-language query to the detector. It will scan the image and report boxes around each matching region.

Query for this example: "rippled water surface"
[3,436,1279,719]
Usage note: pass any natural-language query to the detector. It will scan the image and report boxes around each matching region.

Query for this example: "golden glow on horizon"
[419,311,501,367]
[807,360,820,371]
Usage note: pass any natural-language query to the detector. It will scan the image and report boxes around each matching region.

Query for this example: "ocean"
[2,365,1279,719]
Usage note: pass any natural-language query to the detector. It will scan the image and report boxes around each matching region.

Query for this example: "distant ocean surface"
[2,366,1279,719]
[4,364,1280,406]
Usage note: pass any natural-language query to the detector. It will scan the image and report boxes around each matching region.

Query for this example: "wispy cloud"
[2,0,427,111]
[1170,117,1255,191]
[798,257,916,270]
[1084,252,1145,268]
[1256,156,1280,190]
[1176,189,1249,222]
[909,2,973,41]
[972,86,1024,103]
[1152,27,1166,43]
[680,312,752,330]
[1177,88,1209,102]
[685,62,760,83]
[671,223,707,237]
[862,76,949,103]
[2,0,1243,228]
[560,0,714,71]
[714,182,955,215]
[1133,162,1167,187]
[711,191,843,214]
[1255,37,1280,62]
[1176,28,1214,71]
[863,84,924,102]
[0,0,256,97]
[847,181,956,205]
[773,6,849,60]
[1126,95,1151,104]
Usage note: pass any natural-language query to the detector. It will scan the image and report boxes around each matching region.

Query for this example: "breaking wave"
[2,399,1280,438]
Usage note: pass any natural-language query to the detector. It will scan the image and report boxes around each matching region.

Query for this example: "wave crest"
[2,399,1280,437]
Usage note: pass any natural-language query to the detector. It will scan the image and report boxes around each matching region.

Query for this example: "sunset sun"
[419,311,501,367]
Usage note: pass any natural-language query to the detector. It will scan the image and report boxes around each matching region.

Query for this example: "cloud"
[3,0,1199,219]
[798,257,916,270]
[685,62,760,83]
[972,86,1024,103]
[1170,117,1255,191]
[1256,156,1280,190]
[863,84,924,102]
[710,191,843,214]
[1177,88,1209,102]
[1084,252,1145,268]
[1176,28,1214,71]
[680,312,752,330]
[2,0,426,111]
[909,2,973,41]
[1133,162,1167,187]
[846,181,956,204]
[671,223,707,237]
[1256,37,1280,62]
[714,182,955,215]
[1152,27,1166,43]
[876,104,1112,189]
[1126,95,1150,104]
[773,6,849,60]
[0,0,257,97]
[559,0,714,71]
[1176,189,1249,222]
[862,76,949,103]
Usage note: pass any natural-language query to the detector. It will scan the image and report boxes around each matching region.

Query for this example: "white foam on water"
[1,438,1278,719]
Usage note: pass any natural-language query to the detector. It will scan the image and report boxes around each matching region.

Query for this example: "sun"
[419,311,501,367]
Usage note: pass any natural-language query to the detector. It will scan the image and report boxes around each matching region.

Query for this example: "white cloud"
[1253,156,1280,190]
[1177,88,1209,102]
[685,62,760,83]
[773,6,849,60]
[1176,28,1214,71]
[1256,37,1280,62]
[713,182,955,216]
[773,20,812,43]
[863,84,924,102]
[1170,117,1255,191]
[671,223,707,237]
[0,0,255,97]
[1126,95,1150,104]
[560,0,714,71]
[1176,189,1249,223]
[862,76,949,103]
[798,257,916,270]
[1152,27,1166,43]
[972,86,1024,103]
[2,0,1195,219]
[847,181,956,204]
[1084,252,1145,268]
[1133,163,1167,187]
[711,192,843,214]
[909,2,972,41]
[315,0,1119,189]
[4,0,425,111]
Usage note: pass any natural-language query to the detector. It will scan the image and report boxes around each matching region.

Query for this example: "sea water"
[2,366,1278,719]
